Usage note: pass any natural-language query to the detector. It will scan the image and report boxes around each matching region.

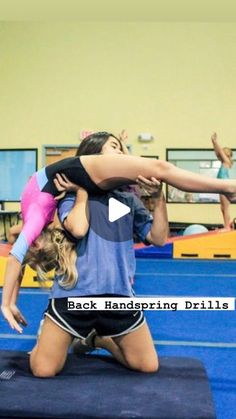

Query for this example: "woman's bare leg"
[31,318,157,374]
[94,335,130,368]
[95,322,158,373]
[30,316,73,377]
[220,194,231,228]
[80,154,236,201]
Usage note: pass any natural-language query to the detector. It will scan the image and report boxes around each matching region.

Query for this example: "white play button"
[108,197,131,222]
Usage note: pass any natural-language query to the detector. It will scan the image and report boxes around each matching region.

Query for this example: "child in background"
[211,132,234,229]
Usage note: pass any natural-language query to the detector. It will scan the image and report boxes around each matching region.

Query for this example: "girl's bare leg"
[220,194,231,229]
[95,322,158,373]
[30,317,73,377]
[7,222,22,244]
[80,155,236,200]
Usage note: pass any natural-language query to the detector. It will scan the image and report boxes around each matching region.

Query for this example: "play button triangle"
[108,197,131,222]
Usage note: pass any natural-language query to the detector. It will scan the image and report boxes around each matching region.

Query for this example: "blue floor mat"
[146,310,236,343]
[0,290,49,335]
[134,273,236,296]
[136,259,236,275]
[0,258,235,419]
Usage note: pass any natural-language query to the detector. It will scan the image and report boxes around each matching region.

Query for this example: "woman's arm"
[146,191,169,246]
[63,188,89,239]
[137,176,169,246]
[53,173,89,239]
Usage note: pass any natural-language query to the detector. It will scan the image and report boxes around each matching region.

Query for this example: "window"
[166,149,236,203]
[0,149,37,202]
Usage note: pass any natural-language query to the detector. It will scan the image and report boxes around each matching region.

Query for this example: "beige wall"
[1,22,236,224]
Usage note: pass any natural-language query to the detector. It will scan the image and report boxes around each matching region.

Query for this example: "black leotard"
[43,157,103,196]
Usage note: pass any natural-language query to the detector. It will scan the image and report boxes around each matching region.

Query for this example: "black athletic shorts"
[45,297,145,339]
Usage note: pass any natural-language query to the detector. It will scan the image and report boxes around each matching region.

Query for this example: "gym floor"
[0,258,235,419]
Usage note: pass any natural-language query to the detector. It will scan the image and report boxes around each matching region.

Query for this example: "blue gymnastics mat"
[135,243,173,259]
[0,351,215,419]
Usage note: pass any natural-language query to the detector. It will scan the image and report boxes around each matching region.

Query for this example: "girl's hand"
[211,132,217,143]
[119,129,128,142]
[10,304,27,327]
[1,305,25,333]
[118,129,130,155]
[136,175,163,198]
[54,173,83,200]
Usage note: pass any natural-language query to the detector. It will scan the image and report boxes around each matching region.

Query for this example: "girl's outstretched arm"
[9,268,27,328]
[1,255,24,333]
[80,154,236,201]
[1,208,47,333]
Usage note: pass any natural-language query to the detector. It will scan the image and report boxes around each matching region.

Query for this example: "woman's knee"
[125,353,159,373]
[30,356,62,378]
[31,362,59,378]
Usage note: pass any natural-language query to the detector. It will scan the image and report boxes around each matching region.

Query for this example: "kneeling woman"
[27,134,168,376]
[28,172,167,376]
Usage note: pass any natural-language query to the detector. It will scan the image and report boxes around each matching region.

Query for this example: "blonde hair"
[223,147,234,166]
[24,228,78,289]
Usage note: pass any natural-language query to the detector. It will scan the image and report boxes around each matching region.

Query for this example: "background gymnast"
[211,132,234,229]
